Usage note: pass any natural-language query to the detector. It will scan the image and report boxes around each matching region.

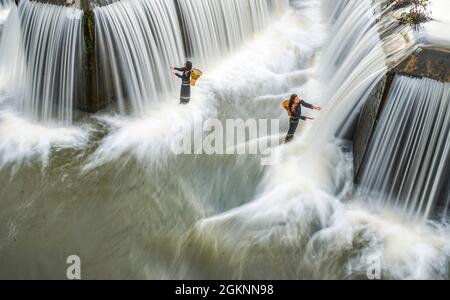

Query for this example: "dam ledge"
[5,0,450,179]
[14,0,450,114]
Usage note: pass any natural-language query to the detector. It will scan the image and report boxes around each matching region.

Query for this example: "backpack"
[190,69,203,86]
[283,100,292,117]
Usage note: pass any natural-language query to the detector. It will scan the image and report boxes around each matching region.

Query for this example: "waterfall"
[318,1,450,222]
[359,76,450,221]
[315,0,450,223]
[94,0,288,115]
[0,0,11,9]
[321,0,349,25]
[312,0,391,144]
[0,3,22,95]
[2,0,450,281]
[176,0,288,66]
[0,0,83,124]
[0,0,11,33]
[94,0,184,114]
[1,0,288,120]
[310,0,414,145]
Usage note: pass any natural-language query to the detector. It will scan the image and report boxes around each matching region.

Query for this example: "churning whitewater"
[0,0,450,280]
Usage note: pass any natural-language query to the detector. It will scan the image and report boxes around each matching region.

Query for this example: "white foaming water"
[204,8,322,102]
[172,0,450,280]
[0,1,89,169]
[183,147,450,279]
[419,0,450,48]
[86,4,321,171]
[0,109,90,172]
[1,0,450,280]
[84,95,214,171]
[0,3,88,172]
[94,0,287,116]
[0,0,83,124]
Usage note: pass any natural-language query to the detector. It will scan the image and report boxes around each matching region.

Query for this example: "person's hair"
[185,61,193,71]
[289,94,298,112]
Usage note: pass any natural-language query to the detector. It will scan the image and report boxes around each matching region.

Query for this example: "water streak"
[359,76,450,221]
[94,0,184,114]
[177,0,288,66]
[94,0,288,115]
[0,0,83,124]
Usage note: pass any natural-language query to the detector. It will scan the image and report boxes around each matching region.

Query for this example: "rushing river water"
[0,0,450,279]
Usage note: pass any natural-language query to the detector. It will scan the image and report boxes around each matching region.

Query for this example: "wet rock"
[353,73,394,182]
[393,47,450,83]
[78,0,100,113]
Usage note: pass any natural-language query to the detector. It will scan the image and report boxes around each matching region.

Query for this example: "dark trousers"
[285,117,300,143]
[180,81,191,104]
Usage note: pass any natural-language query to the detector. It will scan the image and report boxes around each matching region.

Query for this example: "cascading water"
[0,0,11,24]
[94,0,288,115]
[168,0,450,280]
[0,3,21,94]
[2,0,288,119]
[0,0,11,40]
[313,0,415,142]
[94,0,185,114]
[1,0,450,280]
[359,76,450,221]
[0,0,83,124]
[176,0,288,66]
[0,0,11,11]
[0,0,11,8]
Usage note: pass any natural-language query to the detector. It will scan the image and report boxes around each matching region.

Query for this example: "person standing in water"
[171,61,193,104]
[283,94,321,143]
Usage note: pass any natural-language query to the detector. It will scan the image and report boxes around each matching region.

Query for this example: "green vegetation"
[389,0,432,25]
[81,1,99,112]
